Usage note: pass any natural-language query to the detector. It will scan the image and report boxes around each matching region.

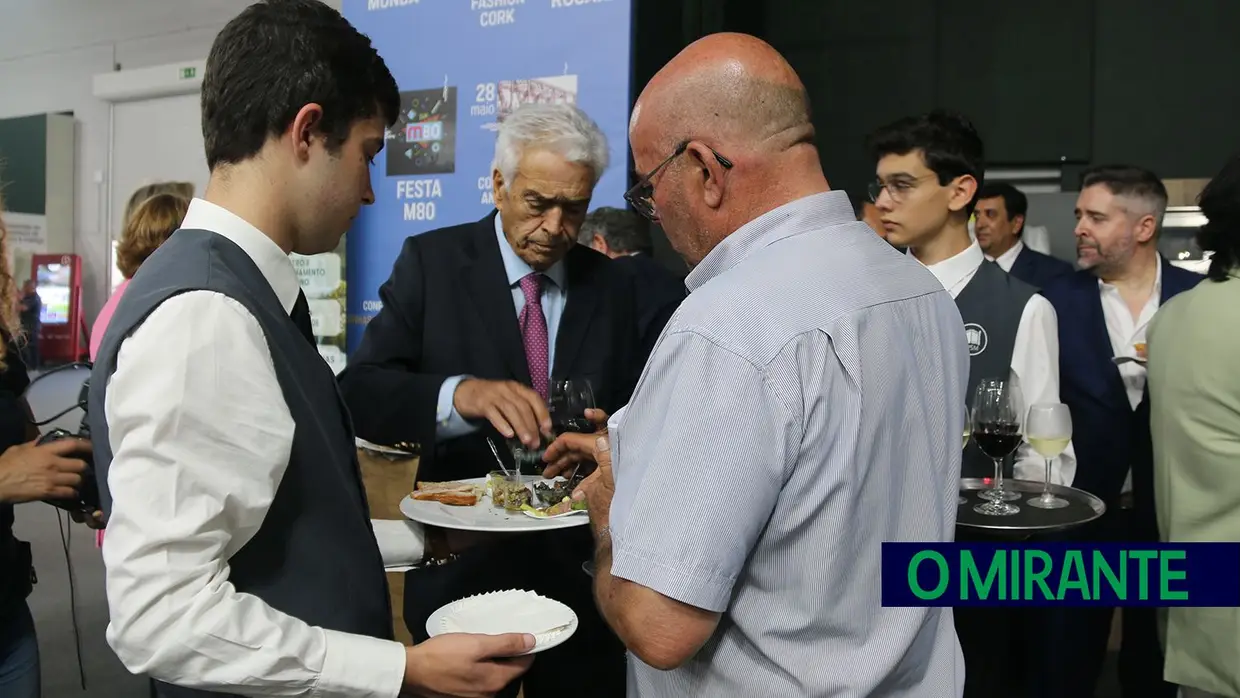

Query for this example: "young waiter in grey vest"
[88,2,535,697]
[866,111,1076,698]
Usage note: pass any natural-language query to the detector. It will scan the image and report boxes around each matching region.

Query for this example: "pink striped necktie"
[518,273,550,399]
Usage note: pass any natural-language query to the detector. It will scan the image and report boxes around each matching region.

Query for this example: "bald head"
[632,33,813,157]
[629,33,828,268]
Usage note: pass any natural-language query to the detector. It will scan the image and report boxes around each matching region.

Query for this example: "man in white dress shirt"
[87,2,534,697]
[975,181,1073,289]
[867,110,1075,698]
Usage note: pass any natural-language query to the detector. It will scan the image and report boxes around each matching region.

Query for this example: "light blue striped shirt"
[608,191,968,697]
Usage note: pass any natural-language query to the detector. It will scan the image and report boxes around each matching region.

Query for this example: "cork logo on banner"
[964,323,988,356]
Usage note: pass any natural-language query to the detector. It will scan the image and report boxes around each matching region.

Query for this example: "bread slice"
[412,480,483,506]
[413,490,478,506]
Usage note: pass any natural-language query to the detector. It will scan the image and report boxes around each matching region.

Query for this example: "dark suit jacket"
[1008,245,1074,289]
[1040,259,1204,534]
[339,212,648,482]
[609,252,685,357]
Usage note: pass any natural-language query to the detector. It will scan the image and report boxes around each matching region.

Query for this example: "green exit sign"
[180,67,197,80]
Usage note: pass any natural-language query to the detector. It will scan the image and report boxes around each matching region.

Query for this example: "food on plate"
[412,480,484,506]
[521,497,587,518]
[487,472,531,511]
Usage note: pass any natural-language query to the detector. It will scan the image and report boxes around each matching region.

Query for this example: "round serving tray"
[957,478,1106,535]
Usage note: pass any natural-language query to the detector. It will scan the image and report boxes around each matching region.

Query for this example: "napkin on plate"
[371,519,426,568]
[441,590,575,636]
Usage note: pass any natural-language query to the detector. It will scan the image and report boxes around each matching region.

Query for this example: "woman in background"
[121,181,193,230]
[0,188,95,697]
[91,193,189,361]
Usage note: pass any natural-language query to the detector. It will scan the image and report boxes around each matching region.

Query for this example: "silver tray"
[957,478,1106,535]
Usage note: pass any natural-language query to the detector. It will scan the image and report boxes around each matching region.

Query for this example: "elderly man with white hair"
[339,102,642,698]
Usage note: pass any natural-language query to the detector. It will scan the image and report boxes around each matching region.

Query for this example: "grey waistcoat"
[88,229,392,698]
[953,260,1037,478]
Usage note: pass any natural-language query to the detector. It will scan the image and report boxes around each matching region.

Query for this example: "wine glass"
[959,405,970,506]
[1025,403,1072,509]
[971,378,1023,516]
[549,379,597,436]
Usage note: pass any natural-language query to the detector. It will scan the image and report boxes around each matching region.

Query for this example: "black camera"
[38,377,99,515]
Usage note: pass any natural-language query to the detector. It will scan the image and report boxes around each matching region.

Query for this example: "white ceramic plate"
[400,476,588,533]
[426,590,578,655]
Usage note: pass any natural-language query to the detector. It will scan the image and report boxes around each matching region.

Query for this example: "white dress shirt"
[988,239,1025,272]
[102,198,421,697]
[917,241,1078,485]
[1098,255,1163,494]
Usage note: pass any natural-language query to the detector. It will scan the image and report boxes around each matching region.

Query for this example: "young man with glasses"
[867,110,1074,698]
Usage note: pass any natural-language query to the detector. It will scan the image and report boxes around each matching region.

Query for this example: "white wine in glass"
[1026,403,1071,509]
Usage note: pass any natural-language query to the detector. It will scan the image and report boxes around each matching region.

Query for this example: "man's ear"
[289,103,325,163]
[946,174,979,214]
[491,168,506,206]
[685,141,727,210]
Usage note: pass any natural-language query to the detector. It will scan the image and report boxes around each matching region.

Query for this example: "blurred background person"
[121,181,193,230]
[578,206,684,355]
[975,181,1073,288]
[1147,153,1240,698]
[90,193,188,362]
[1037,165,1203,698]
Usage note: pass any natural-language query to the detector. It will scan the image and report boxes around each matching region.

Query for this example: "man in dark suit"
[338,102,638,698]
[1035,165,1203,698]
[578,206,684,355]
[975,181,1074,288]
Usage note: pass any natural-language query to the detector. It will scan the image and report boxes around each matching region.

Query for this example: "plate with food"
[399,472,589,532]
[426,589,578,655]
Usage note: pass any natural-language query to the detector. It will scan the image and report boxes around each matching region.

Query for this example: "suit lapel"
[461,215,532,385]
[552,248,598,379]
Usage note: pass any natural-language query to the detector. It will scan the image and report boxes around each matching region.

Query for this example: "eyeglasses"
[624,140,734,221]
[867,174,939,205]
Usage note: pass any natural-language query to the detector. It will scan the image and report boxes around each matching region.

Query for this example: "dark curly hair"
[866,109,986,216]
[1196,154,1240,282]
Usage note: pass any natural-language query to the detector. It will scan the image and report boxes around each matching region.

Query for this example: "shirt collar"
[494,211,566,289]
[988,239,1024,266]
[1097,253,1163,295]
[685,191,854,292]
[918,240,985,292]
[180,198,302,314]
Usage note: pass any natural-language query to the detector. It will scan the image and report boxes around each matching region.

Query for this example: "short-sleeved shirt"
[608,191,968,697]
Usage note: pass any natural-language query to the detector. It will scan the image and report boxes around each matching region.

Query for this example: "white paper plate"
[400,476,589,533]
[426,590,578,655]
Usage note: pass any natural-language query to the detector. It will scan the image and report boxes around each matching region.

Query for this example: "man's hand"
[403,633,536,697]
[0,438,90,504]
[571,434,615,529]
[541,408,609,479]
[70,509,106,530]
[453,379,551,448]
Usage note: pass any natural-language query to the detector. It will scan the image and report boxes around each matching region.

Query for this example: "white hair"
[492,102,610,187]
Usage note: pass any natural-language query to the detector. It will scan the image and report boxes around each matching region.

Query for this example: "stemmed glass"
[509,379,597,476]
[1025,403,1072,509]
[971,378,1024,516]
[959,405,970,506]
[549,379,596,436]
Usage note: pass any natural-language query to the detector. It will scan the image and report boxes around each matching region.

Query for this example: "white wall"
[0,0,342,322]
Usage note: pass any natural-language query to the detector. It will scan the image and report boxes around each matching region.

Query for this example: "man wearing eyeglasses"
[867,110,1075,698]
[543,34,969,697]
[339,102,646,698]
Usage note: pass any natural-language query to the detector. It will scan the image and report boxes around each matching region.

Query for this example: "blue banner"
[881,542,1240,607]
[340,0,634,353]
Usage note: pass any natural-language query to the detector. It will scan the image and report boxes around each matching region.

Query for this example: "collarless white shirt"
[101,198,420,698]
[916,241,1078,485]
[1097,255,1163,494]
[988,239,1025,273]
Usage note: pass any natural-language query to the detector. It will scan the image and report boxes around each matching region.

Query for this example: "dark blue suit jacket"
[1040,259,1203,534]
[1008,245,1074,290]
